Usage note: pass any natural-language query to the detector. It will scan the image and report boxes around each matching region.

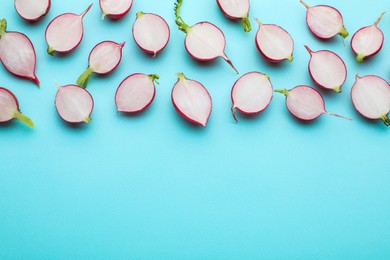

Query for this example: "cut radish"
[231,72,273,122]
[115,73,159,113]
[351,75,390,126]
[0,87,34,127]
[55,84,94,124]
[351,12,385,63]
[300,0,349,39]
[45,4,92,55]
[304,45,346,93]
[0,19,39,86]
[216,0,251,32]
[275,86,351,121]
[254,18,294,62]
[100,0,132,20]
[172,73,212,127]
[132,12,170,56]
[175,0,238,73]
[14,0,50,22]
[76,41,125,88]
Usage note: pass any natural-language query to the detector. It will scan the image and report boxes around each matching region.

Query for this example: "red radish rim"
[99,0,133,19]
[89,41,125,75]
[14,0,51,22]
[216,0,250,20]
[350,26,384,61]
[0,87,19,123]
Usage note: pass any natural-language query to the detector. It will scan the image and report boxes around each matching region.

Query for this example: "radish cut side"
[216,0,251,32]
[172,73,212,127]
[115,74,159,113]
[0,87,34,127]
[14,0,50,22]
[100,0,132,20]
[231,72,273,121]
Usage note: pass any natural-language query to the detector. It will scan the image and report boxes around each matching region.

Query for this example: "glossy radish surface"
[14,0,50,22]
[115,74,159,113]
[77,41,125,88]
[231,72,273,121]
[351,13,385,63]
[275,86,350,121]
[175,0,238,73]
[172,73,212,127]
[0,19,39,86]
[300,0,348,39]
[45,4,92,55]
[216,0,251,32]
[351,75,390,126]
[304,45,346,93]
[255,18,294,62]
[55,84,94,124]
[0,87,34,127]
[132,12,170,56]
[100,0,132,20]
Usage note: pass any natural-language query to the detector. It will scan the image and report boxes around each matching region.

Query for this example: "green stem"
[339,26,349,38]
[76,67,94,89]
[148,74,160,85]
[240,16,251,32]
[380,115,390,126]
[177,72,186,81]
[174,0,191,33]
[0,18,7,38]
[274,89,290,96]
[47,46,55,56]
[13,110,34,128]
[333,86,342,93]
[136,11,144,18]
[356,53,365,63]
[83,117,92,124]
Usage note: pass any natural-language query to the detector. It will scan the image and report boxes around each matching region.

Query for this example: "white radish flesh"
[100,0,132,20]
[14,0,50,22]
[0,87,34,127]
[172,73,212,127]
[216,0,251,32]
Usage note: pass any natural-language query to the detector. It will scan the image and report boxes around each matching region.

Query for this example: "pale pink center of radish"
[89,42,122,74]
[46,14,83,51]
[100,0,132,15]
[287,87,325,120]
[307,6,343,38]
[0,90,17,121]
[256,25,293,60]
[352,26,383,56]
[217,0,249,18]
[56,86,93,122]
[15,0,49,20]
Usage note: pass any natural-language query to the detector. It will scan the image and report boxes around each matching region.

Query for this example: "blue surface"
[1,0,390,258]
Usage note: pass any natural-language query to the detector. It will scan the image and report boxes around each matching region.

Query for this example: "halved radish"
[254,18,294,62]
[100,0,132,20]
[300,0,349,39]
[351,75,390,126]
[0,19,39,86]
[175,0,238,73]
[216,0,251,32]
[76,41,125,88]
[172,73,212,127]
[132,12,170,56]
[55,84,94,124]
[351,12,385,63]
[0,87,34,127]
[304,45,347,93]
[115,73,159,113]
[14,0,50,22]
[275,86,351,121]
[231,72,273,122]
[45,4,92,55]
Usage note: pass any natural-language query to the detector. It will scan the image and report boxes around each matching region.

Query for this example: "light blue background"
[1,0,389,258]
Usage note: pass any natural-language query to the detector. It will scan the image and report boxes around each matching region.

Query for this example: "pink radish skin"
[255,18,294,62]
[115,74,159,113]
[100,0,132,20]
[0,19,40,86]
[351,75,390,126]
[275,86,351,121]
[231,72,273,122]
[0,87,34,127]
[351,13,385,63]
[76,41,125,88]
[14,0,50,22]
[304,45,347,93]
[216,0,251,32]
[175,0,238,73]
[300,0,349,40]
[55,84,94,124]
[132,12,170,56]
[172,73,212,127]
[45,4,92,55]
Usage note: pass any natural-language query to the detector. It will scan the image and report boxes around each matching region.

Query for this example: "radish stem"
[76,67,94,89]
[13,111,34,128]
[325,112,352,121]
[374,12,385,26]
[175,0,191,33]
[240,17,251,32]
[0,19,6,38]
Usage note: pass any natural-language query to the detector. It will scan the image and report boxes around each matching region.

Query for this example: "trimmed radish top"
[0,87,34,127]
[100,0,132,20]
[216,0,251,32]
[14,0,50,22]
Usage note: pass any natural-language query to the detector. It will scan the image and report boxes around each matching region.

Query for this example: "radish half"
[115,73,159,113]
[300,0,349,40]
[76,41,125,88]
[132,12,170,56]
[275,86,351,121]
[351,12,385,63]
[304,45,347,93]
[14,0,50,22]
[0,87,34,127]
[45,4,92,55]
[254,18,294,62]
[216,0,251,32]
[100,0,132,20]
[231,72,273,122]
[0,19,39,86]
[351,75,390,126]
[55,84,94,124]
[172,73,212,127]
[175,0,238,73]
